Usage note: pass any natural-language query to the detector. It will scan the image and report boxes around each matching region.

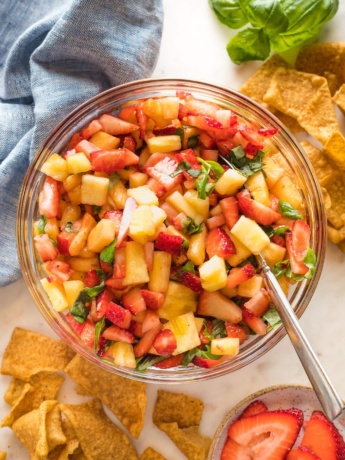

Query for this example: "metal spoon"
[218,153,344,420]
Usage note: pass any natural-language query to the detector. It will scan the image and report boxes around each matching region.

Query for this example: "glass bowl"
[16,78,327,383]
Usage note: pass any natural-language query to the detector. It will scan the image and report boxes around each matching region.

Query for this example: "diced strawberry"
[160,201,179,222]
[155,232,186,256]
[39,177,60,219]
[104,302,131,329]
[178,102,189,119]
[66,313,85,336]
[90,149,127,173]
[118,105,137,122]
[34,234,59,262]
[144,242,154,272]
[84,269,101,288]
[186,115,223,131]
[121,287,146,315]
[219,197,240,229]
[175,148,201,170]
[274,216,294,229]
[154,353,186,369]
[177,271,203,294]
[216,139,235,155]
[206,213,226,230]
[143,152,168,168]
[102,325,135,343]
[122,135,136,152]
[152,329,177,356]
[244,288,271,317]
[258,128,278,137]
[227,408,303,459]
[153,125,177,136]
[201,149,218,161]
[56,231,75,256]
[46,260,72,282]
[133,325,161,357]
[242,307,267,335]
[184,96,218,117]
[245,142,263,159]
[104,209,123,235]
[199,320,212,345]
[290,220,311,263]
[226,264,256,289]
[231,131,248,149]
[239,124,264,145]
[209,192,218,207]
[81,119,102,139]
[75,139,100,158]
[141,289,165,310]
[286,232,309,276]
[141,309,161,333]
[116,197,138,247]
[172,212,188,232]
[176,89,192,100]
[112,247,126,279]
[199,132,216,149]
[240,400,268,419]
[68,132,83,149]
[98,113,139,135]
[147,177,167,198]
[80,319,96,348]
[96,335,111,358]
[272,234,286,247]
[145,157,183,190]
[287,446,322,460]
[129,320,144,338]
[94,289,113,320]
[123,147,140,166]
[130,310,146,323]
[237,194,281,226]
[225,322,248,345]
[206,227,236,259]
[193,355,229,368]
[136,101,148,139]
[105,277,125,290]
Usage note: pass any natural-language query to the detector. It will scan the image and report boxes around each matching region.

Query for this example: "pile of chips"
[0,327,210,459]
[239,42,345,252]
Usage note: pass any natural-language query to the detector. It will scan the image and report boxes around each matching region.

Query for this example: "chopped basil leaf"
[182,218,203,236]
[181,348,200,366]
[228,146,265,177]
[100,238,117,264]
[108,172,120,190]
[195,159,224,199]
[70,301,89,323]
[199,159,225,180]
[274,225,290,236]
[93,205,101,215]
[170,260,195,281]
[272,259,290,279]
[182,345,222,366]
[135,354,169,371]
[174,127,184,143]
[65,222,79,233]
[187,134,199,148]
[94,317,106,352]
[170,160,201,178]
[49,237,58,247]
[196,171,209,199]
[70,282,105,323]
[303,247,317,280]
[263,306,282,332]
[96,269,107,283]
[202,319,227,341]
[260,225,275,238]
[272,248,316,281]
[37,215,47,234]
[278,200,302,220]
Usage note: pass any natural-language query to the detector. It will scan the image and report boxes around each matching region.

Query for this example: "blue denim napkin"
[0,0,163,286]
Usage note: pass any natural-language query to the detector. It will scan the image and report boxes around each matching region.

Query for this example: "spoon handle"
[260,257,344,420]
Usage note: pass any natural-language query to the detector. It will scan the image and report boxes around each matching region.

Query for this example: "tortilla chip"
[3,378,26,405]
[295,42,345,94]
[74,384,93,397]
[45,404,67,452]
[60,399,138,460]
[1,371,64,427]
[239,55,289,113]
[0,452,6,460]
[337,239,345,253]
[327,225,345,244]
[275,111,303,133]
[153,390,204,428]
[300,140,335,187]
[263,68,339,144]
[1,328,75,381]
[140,447,166,460]
[321,187,332,211]
[323,131,345,170]
[333,84,345,115]
[325,175,345,229]
[48,419,80,460]
[65,354,146,438]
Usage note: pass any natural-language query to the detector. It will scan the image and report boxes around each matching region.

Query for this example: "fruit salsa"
[34,90,316,371]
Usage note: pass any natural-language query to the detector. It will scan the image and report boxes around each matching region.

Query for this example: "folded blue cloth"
[0,0,163,286]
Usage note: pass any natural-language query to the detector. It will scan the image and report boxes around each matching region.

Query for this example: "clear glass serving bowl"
[16,78,327,383]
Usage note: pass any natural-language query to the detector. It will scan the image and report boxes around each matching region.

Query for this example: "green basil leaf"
[170,260,195,281]
[208,0,250,29]
[196,171,210,200]
[228,147,265,177]
[210,319,227,338]
[100,239,117,264]
[37,215,47,234]
[136,354,170,371]
[94,317,106,352]
[70,301,89,323]
[174,127,184,143]
[181,348,200,366]
[70,282,105,323]
[93,205,101,215]
[303,247,317,280]
[65,222,79,233]
[272,259,290,279]
[274,225,290,236]
[227,28,270,64]
[108,172,120,190]
[199,159,225,180]
[263,306,282,331]
[245,0,289,34]
[187,134,199,148]
[182,218,204,236]
[260,225,275,238]
[49,237,58,247]
[278,200,302,220]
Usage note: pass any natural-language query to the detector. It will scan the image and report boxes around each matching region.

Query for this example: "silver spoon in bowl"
[218,153,344,420]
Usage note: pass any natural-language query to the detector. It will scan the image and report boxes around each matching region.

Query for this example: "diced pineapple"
[69,271,86,282]
[166,191,204,224]
[164,313,201,355]
[150,205,167,228]
[142,98,169,128]
[261,242,286,268]
[129,172,148,188]
[68,256,100,272]
[63,280,85,307]
[230,216,270,255]
[139,146,151,167]
[89,131,120,149]
[81,174,109,206]
[148,251,172,293]
[210,204,222,217]
[117,166,137,182]
[165,225,189,242]
[63,174,82,192]
[221,285,237,298]
[184,190,209,221]
[237,275,264,298]
[224,230,251,267]
[78,247,97,259]
[108,180,127,209]
[215,168,247,196]
[127,185,159,206]
[67,185,82,205]
[271,175,302,210]
[211,337,239,356]
[160,96,180,120]
[246,171,271,207]
[123,242,150,286]
[187,226,207,266]
[87,219,116,253]
[129,205,156,244]
[111,342,136,368]
[157,281,198,321]
[40,153,69,181]
[66,153,92,174]
[182,126,200,149]
[263,159,285,189]
[41,278,69,312]
[279,275,291,297]
[60,205,81,229]
[147,135,181,153]
[199,255,228,291]
[69,213,97,256]
[44,218,59,240]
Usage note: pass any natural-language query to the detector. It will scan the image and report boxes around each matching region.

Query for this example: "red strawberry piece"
[258,128,278,137]
[226,264,256,289]
[102,325,135,344]
[136,101,148,139]
[123,147,140,166]
[140,289,165,310]
[152,329,177,356]
[90,149,127,173]
[154,353,186,369]
[118,104,137,122]
[105,277,125,290]
[134,325,161,358]
[271,234,286,248]
[80,319,96,348]
[206,227,236,259]
[227,408,303,460]
[147,177,167,198]
[98,113,139,135]
[116,197,138,247]
[219,197,240,230]
[177,271,203,294]
[155,232,186,256]
[104,302,131,329]
[237,194,281,226]
[81,119,102,139]
[200,132,216,149]
[75,139,100,157]
[300,410,345,460]
[68,132,83,149]
[199,320,212,345]
[221,438,251,459]
[100,260,112,273]
[206,213,226,230]
[146,157,183,191]
[239,400,268,419]
[244,288,271,317]
[46,260,72,282]
[96,335,111,358]
[57,231,75,256]
[141,310,161,334]
[153,125,177,136]
[144,241,154,272]
[175,148,201,170]
[225,322,248,345]
[193,355,229,368]
[39,176,60,219]
[186,115,223,130]
[129,320,144,338]
[242,307,267,336]
[172,212,188,232]
[103,209,123,235]
[95,289,113,320]
[66,313,85,336]
[34,234,59,262]
[290,220,311,263]
[121,287,146,315]
[176,89,192,100]
[122,135,136,152]
[112,247,126,279]
[244,142,263,158]
[287,446,321,460]
[84,269,101,288]
[286,232,309,276]
[239,125,264,145]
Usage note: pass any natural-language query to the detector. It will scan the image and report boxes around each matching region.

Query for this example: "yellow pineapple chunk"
[89,131,120,149]
[187,226,207,266]
[221,285,238,298]
[123,241,149,286]
[271,175,303,210]
[44,218,59,240]
[66,153,92,174]
[111,342,136,368]
[199,255,228,291]
[87,219,116,253]
[109,180,127,209]
[148,251,172,293]
[211,337,239,356]
[184,190,209,221]
[127,185,159,206]
[41,278,68,312]
[63,280,85,308]
[40,153,69,181]
[129,172,148,188]
[246,171,271,207]
[158,283,198,321]
[215,168,247,196]
[261,242,286,268]
[63,174,82,192]
[147,135,181,153]
[60,204,81,229]
[263,159,285,189]
[237,275,264,298]
[166,191,204,224]
[81,174,109,206]
[160,96,180,119]
[69,213,97,256]
[129,205,155,244]
[67,185,82,206]
[151,206,167,228]
[182,126,200,149]
[78,247,97,259]
[68,256,100,272]
[139,146,151,167]
[163,312,201,355]
[230,216,270,255]
[225,230,251,267]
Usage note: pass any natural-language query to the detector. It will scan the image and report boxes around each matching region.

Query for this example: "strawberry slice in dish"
[287,446,321,460]
[152,329,177,355]
[206,227,236,259]
[154,232,186,256]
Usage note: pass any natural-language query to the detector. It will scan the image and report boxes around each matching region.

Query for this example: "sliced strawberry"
[184,96,218,117]
[177,271,203,294]
[122,135,136,152]
[286,232,309,276]
[193,355,229,368]
[287,446,321,460]
[160,201,179,222]
[104,302,131,329]
[123,147,140,166]
[221,437,251,459]
[68,132,83,149]
[197,291,243,323]
[226,264,256,289]
[103,209,123,235]
[133,325,161,357]
[98,113,139,135]
[84,269,101,288]
[271,234,286,247]
[290,220,311,263]
[172,212,188,232]
[57,231,75,256]
[96,335,111,358]
[258,128,278,137]
[39,177,60,219]
[200,132,216,149]
[66,312,85,336]
[155,232,186,256]
[121,287,146,315]
[75,139,100,158]
[141,289,165,310]
[102,325,135,343]
[219,197,240,230]
[95,289,113,320]
[90,149,127,173]
[112,247,126,279]
[237,194,281,226]
[206,227,236,259]
[228,408,303,460]
[242,307,267,335]
[34,234,59,262]
[225,322,248,345]
[81,119,102,139]
[144,241,154,272]
[153,125,177,136]
[154,353,186,369]
[186,115,223,130]
[243,288,271,317]
[240,400,268,419]
[116,197,138,247]
[136,101,148,139]
[245,142,263,159]
[175,148,201,170]
[141,309,161,333]
[147,177,167,198]
[80,319,96,348]
[145,157,183,190]
[118,105,137,122]
[206,213,226,230]
[105,277,126,290]
[201,148,218,160]
[152,329,177,356]
[239,124,264,145]
[46,260,72,282]
[129,320,144,338]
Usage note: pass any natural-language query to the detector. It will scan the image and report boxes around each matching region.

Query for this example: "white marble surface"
[1,1,345,458]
